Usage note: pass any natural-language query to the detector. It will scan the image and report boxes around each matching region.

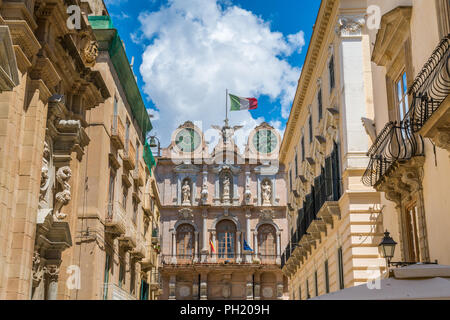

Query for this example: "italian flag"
[229,93,258,111]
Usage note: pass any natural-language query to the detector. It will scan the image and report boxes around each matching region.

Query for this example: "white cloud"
[137,0,303,148]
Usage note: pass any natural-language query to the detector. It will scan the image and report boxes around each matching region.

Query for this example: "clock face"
[252,129,278,154]
[175,128,201,152]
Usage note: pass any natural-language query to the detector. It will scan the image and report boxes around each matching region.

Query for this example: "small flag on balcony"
[210,239,216,253]
[243,240,253,252]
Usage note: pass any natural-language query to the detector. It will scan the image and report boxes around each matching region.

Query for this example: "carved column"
[45,265,60,300]
[276,231,281,265]
[168,274,176,300]
[171,231,177,264]
[211,231,217,262]
[236,231,242,263]
[246,273,254,300]
[245,211,252,263]
[253,231,259,262]
[200,273,208,300]
[193,232,199,263]
[201,210,208,262]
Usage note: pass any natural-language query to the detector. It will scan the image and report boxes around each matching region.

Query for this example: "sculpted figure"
[262,181,272,205]
[182,180,191,204]
[223,176,230,200]
[53,166,72,221]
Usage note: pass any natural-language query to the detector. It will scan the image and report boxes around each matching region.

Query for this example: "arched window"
[216,220,236,261]
[258,224,276,263]
[176,224,194,262]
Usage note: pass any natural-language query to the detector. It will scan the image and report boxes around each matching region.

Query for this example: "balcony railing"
[408,35,450,132]
[123,141,136,170]
[105,201,126,235]
[103,283,137,301]
[362,119,424,187]
[149,271,162,290]
[111,115,125,149]
[282,146,342,270]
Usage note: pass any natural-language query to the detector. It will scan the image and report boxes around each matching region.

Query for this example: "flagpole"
[225,88,228,126]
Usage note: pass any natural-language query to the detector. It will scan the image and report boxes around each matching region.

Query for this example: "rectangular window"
[329,56,335,91]
[324,259,330,294]
[309,116,313,144]
[108,171,115,218]
[125,118,131,150]
[298,285,302,301]
[289,169,293,191]
[103,253,111,300]
[338,247,344,290]
[396,72,409,121]
[295,152,298,177]
[301,137,305,161]
[405,203,421,262]
[122,187,128,210]
[306,279,310,299]
[314,270,319,297]
[113,96,118,116]
[318,88,323,121]
[132,198,138,225]
[135,139,140,167]
[119,259,125,288]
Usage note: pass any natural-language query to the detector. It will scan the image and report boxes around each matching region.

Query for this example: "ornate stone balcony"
[408,35,450,153]
[111,114,125,149]
[119,220,137,249]
[123,141,136,170]
[103,283,137,300]
[133,161,145,187]
[362,120,425,202]
[105,201,126,235]
[150,271,162,290]
[141,247,158,271]
[131,233,146,260]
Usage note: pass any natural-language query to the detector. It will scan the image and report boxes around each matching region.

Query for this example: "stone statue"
[182,180,191,205]
[223,176,231,201]
[262,181,272,205]
[39,141,51,209]
[53,166,72,221]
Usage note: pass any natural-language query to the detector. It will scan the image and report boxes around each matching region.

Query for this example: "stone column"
[253,231,260,262]
[246,273,254,300]
[201,210,208,262]
[192,274,199,300]
[245,211,252,263]
[236,231,242,263]
[254,273,261,300]
[211,231,217,262]
[200,273,208,300]
[171,231,177,264]
[45,265,60,300]
[193,232,199,263]
[276,231,281,265]
[169,274,176,300]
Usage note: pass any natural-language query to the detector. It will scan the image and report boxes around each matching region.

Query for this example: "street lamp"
[379,230,397,268]
[149,136,161,157]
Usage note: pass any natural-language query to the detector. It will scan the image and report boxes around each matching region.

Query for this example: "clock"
[252,129,278,154]
[175,128,201,152]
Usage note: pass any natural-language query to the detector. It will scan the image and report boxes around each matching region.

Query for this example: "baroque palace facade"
[0,0,160,300]
[281,0,450,300]
[156,120,288,300]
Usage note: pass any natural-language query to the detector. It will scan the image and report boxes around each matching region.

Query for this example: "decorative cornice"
[280,0,337,164]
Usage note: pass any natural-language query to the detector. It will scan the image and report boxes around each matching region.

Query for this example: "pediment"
[174,163,200,173]
[372,6,412,67]
[0,26,20,91]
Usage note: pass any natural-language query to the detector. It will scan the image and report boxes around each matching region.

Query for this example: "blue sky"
[103,0,320,147]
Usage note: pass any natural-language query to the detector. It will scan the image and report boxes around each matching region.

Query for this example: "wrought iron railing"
[362,119,424,187]
[408,35,450,132]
